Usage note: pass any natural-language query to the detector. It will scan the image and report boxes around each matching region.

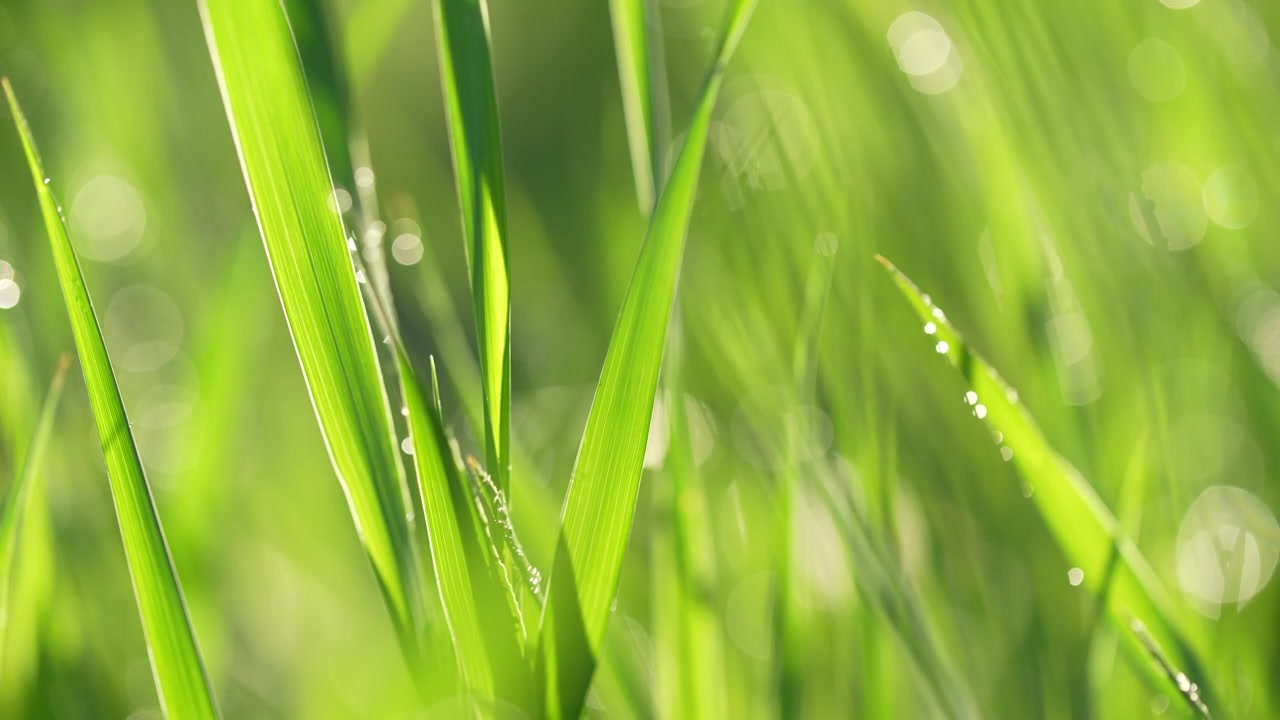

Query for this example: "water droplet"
[43,177,50,184]
[347,237,357,252]
[992,431,1004,444]
[1067,567,1085,586]
[924,321,937,335]
[355,269,367,284]
[931,307,946,321]
[935,340,949,354]
[1176,673,1191,693]
[1002,446,1015,462]
[974,404,988,419]
[964,391,978,405]
[401,437,414,456]
[401,406,410,417]
[1006,388,1019,403]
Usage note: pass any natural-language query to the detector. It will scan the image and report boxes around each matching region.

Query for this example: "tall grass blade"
[0,355,69,647]
[198,0,426,679]
[540,1,756,715]
[609,0,669,211]
[433,0,511,492]
[397,351,495,701]
[3,78,219,720]
[876,255,1210,703]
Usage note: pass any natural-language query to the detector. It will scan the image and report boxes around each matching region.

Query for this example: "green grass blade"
[876,255,1211,705]
[397,351,494,701]
[609,0,669,211]
[433,0,511,492]
[540,2,756,715]
[0,355,69,645]
[198,0,424,673]
[3,78,219,720]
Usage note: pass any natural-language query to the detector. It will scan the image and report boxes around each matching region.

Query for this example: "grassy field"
[1,0,1279,717]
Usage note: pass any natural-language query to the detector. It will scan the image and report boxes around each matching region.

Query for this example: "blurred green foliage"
[3,0,1280,717]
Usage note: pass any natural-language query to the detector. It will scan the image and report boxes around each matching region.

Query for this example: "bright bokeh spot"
[0,277,19,309]
[103,285,185,372]
[1203,164,1259,229]
[888,12,963,94]
[1128,38,1186,102]
[1129,163,1206,250]
[69,174,147,262]
[1176,486,1280,615]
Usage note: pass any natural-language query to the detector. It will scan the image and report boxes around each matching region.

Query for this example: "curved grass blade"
[433,0,511,492]
[3,79,219,720]
[198,0,426,681]
[0,355,70,651]
[609,0,670,212]
[540,2,757,715]
[875,255,1210,707]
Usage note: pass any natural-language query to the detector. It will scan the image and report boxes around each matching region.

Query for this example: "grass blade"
[0,355,69,648]
[540,1,757,714]
[433,0,511,492]
[3,78,219,720]
[397,351,495,701]
[609,0,670,211]
[876,255,1210,706]
[198,0,426,680]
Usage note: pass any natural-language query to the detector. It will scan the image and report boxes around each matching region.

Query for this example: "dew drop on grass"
[401,437,414,456]
[1067,567,1084,586]
[964,391,977,405]
[355,269,367,284]
[935,340,949,354]
[924,321,936,335]
[974,404,987,419]
[1003,447,1016,463]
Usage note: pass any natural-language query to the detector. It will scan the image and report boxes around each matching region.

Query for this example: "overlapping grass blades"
[0,355,69,649]
[540,0,757,715]
[876,256,1211,710]
[198,0,424,675]
[433,0,511,492]
[609,0,669,212]
[4,78,219,720]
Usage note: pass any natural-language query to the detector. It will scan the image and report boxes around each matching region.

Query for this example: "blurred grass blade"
[433,0,511,491]
[541,1,756,715]
[0,355,69,643]
[4,79,219,720]
[876,255,1210,703]
[811,474,981,720]
[609,0,670,211]
[199,0,425,677]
